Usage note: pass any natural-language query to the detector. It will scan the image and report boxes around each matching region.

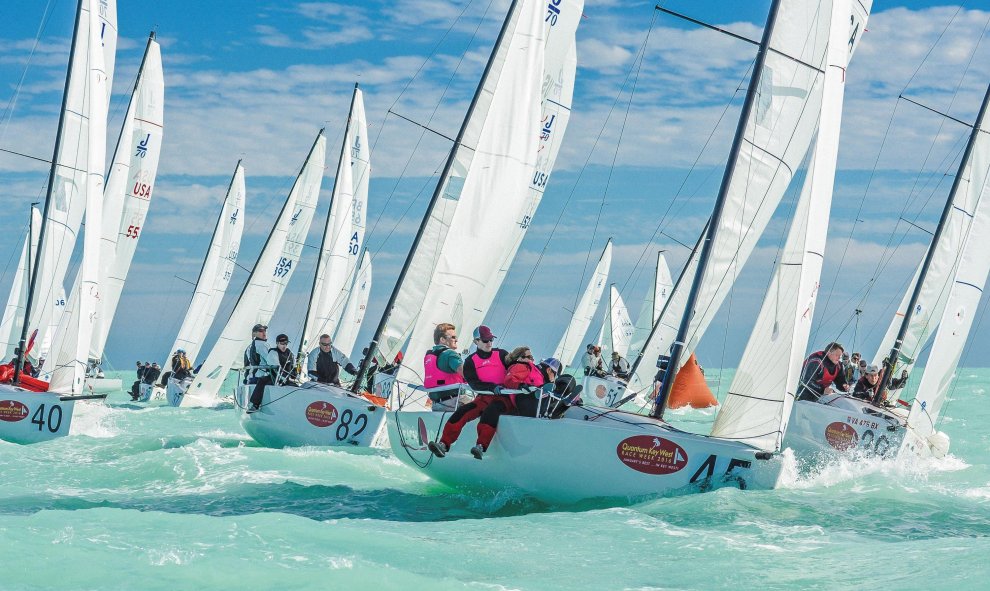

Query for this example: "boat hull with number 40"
[0,391,104,445]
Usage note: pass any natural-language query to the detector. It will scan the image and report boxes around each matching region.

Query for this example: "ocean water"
[2,369,988,590]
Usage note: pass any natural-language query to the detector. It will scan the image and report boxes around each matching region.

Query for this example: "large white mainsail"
[628,252,672,359]
[91,34,165,362]
[23,0,115,366]
[871,93,990,378]
[0,208,42,359]
[169,164,245,364]
[630,0,850,393]
[710,0,869,450]
[333,249,372,358]
[47,0,109,394]
[553,239,611,368]
[302,86,370,355]
[184,133,326,406]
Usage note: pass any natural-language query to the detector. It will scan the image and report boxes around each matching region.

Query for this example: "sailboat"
[784,79,990,460]
[553,239,611,370]
[137,162,245,402]
[237,85,382,448]
[585,282,636,408]
[388,0,868,503]
[179,131,326,407]
[0,0,112,443]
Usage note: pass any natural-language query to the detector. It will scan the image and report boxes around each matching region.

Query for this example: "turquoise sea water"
[2,369,988,590]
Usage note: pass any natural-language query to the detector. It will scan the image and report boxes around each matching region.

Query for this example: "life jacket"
[314,349,340,385]
[805,350,839,388]
[243,339,269,378]
[503,361,545,389]
[423,348,466,389]
[466,350,507,385]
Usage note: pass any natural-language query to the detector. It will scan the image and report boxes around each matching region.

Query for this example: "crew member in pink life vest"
[423,322,466,406]
[797,341,850,401]
[428,325,509,460]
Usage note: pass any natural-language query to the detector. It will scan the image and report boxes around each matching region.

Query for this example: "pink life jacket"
[503,361,545,389]
[423,348,466,389]
[467,350,508,385]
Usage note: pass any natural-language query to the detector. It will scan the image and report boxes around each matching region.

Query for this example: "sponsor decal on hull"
[825,421,859,451]
[595,384,607,400]
[305,401,339,428]
[616,435,688,475]
[0,400,29,422]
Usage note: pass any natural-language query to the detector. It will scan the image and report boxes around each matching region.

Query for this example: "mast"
[351,0,524,392]
[297,83,359,362]
[873,81,990,403]
[13,0,86,385]
[651,0,784,419]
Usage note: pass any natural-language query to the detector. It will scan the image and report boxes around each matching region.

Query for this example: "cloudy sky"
[2,0,990,379]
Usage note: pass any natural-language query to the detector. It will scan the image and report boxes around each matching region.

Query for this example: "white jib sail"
[185,133,326,405]
[474,0,582,330]
[553,239,612,368]
[303,88,370,354]
[0,208,42,359]
[872,99,990,376]
[606,285,636,359]
[333,249,372,358]
[92,36,165,361]
[169,164,245,365]
[48,0,109,394]
[629,252,673,359]
[909,166,990,439]
[378,0,546,365]
[631,0,846,392]
[712,0,869,450]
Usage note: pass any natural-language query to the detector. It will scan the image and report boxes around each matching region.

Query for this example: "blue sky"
[2,0,990,374]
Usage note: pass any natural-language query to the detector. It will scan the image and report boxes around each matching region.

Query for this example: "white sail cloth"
[48,0,109,394]
[92,37,165,361]
[629,252,672,359]
[712,0,871,450]
[334,250,373,358]
[184,134,326,406]
[598,285,635,361]
[554,239,611,368]
[169,164,246,364]
[0,208,41,359]
[631,0,844,392]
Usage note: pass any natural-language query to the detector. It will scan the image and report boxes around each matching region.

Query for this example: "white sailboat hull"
[0,387,76,444]
[388,406,783,504]
[136,382,165,402]
[236,383,387,449]
[783,397,933,459]
[84,377,121,394]
[166,376,194,407]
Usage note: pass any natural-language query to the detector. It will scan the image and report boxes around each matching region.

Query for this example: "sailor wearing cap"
[244,323,278,412]
[171,348,193,381]
[269,333,299,386]
[852,363,883,401]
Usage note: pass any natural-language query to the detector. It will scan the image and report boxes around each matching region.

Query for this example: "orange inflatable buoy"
[667,354,718,409]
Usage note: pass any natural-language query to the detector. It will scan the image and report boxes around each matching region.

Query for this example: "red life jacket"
[810,350,839,387]
[503,361,545,389]
[423,348,466,389]
[466,350,508,385]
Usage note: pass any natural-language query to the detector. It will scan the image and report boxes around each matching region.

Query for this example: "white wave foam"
[777,448,970,490]
[69,400,119,438]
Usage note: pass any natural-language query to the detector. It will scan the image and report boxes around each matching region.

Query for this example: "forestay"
[631,0,843,392]
[184,133,325,406]
[302,87,370,354]
[92,35,165,362]
[169,164,245,364]
[48,0,109,394]
[0,208,41,359]
[554,239,611,368]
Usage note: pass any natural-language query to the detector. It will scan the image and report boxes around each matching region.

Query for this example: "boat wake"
[70,400,120,438]
[777,447,969,490]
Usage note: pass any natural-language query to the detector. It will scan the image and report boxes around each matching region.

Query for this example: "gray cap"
[866,364,879,375]
[252,323,268,332]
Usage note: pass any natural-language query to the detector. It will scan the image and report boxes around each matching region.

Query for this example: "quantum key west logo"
[616,435,688,475]
[0,400,29,422]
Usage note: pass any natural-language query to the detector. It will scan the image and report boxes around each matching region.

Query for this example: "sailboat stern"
[0,386,76,444]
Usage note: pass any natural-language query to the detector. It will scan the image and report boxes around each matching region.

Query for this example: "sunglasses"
[521,355,534,360]
[319,342,331,347]
[477,338,493,344]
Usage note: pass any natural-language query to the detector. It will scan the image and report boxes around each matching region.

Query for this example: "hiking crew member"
[852,364,882,401]
[142,363,161,386]
[171,349,193,381]
[428,325,500,459]
[270,333,298,385]
[423,322,466,408]
[797,342,850,401]
[583,344,605,377]
[611,351,631,380]
[244,324,276,412]
[307,334,357,386]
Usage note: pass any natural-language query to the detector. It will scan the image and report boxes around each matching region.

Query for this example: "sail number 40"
[31,404,63,433]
